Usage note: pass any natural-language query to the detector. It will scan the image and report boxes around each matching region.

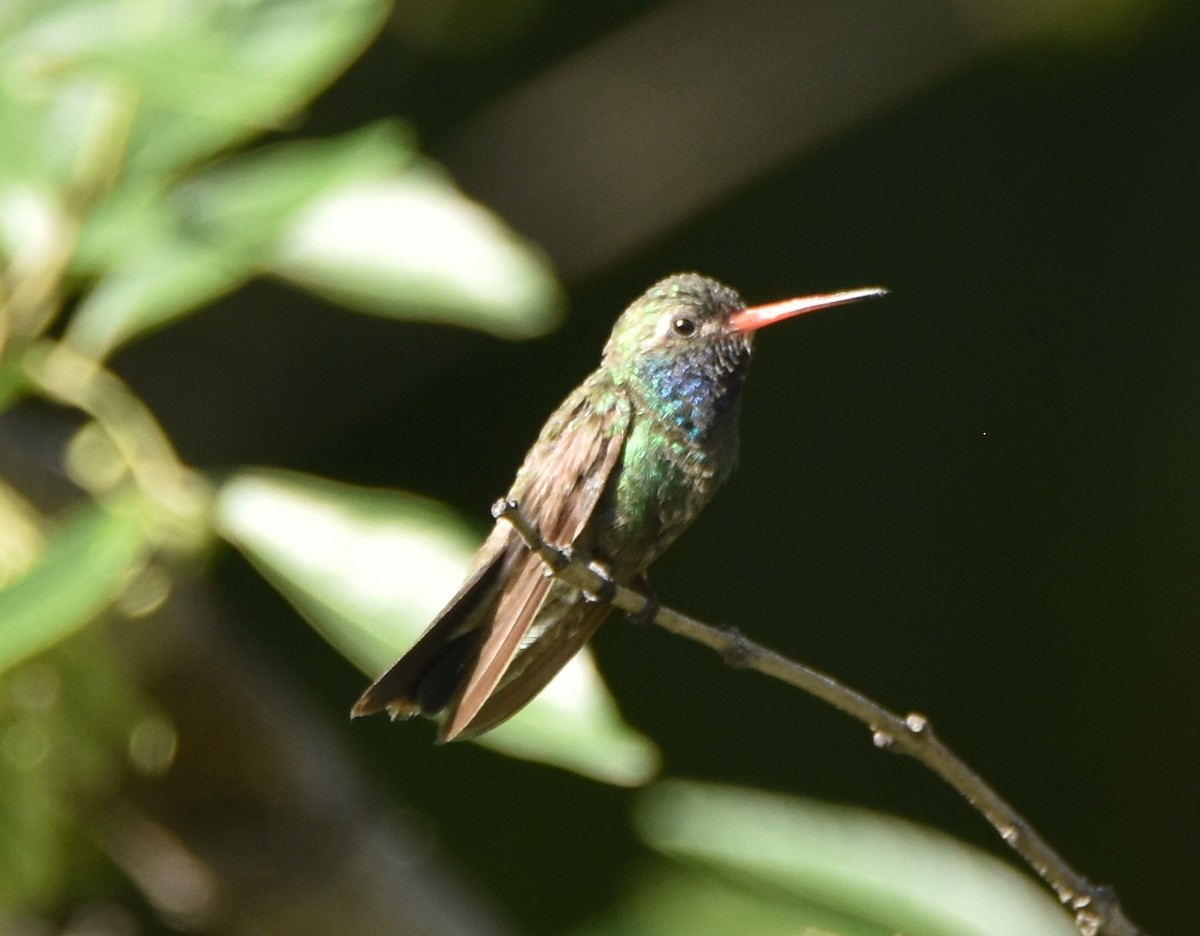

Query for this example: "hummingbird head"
[601,273,888,441]
[602,272,888,370]
[600,273,754,442]
[602,273,750,375]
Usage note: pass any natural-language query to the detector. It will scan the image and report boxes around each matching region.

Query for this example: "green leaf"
[172,121,416,249]
[39,0,391,176]
[571,862,893,936]
[3,0,388,195]
[0,357,30,413]
[0,74,52,194]
[67,235,261,358]
[66,123,414,356]
[216,469,480,674]
[69,178,177,279]
[0,492,154,674]
[0,480,44,588]
[0,74,71,314]
[67,122,561,356]
[0,629,159,911]
[213,468,659,786]
[634,782,1078,936]
[270,163,565,339]
[12,0,557,351]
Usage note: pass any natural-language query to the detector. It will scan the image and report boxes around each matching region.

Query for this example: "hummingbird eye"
[671,315,697,337]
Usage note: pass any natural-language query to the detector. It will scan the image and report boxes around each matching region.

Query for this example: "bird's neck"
[624,349,748,444]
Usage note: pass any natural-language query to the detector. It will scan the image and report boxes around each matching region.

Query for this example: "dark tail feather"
[350,542,508,720]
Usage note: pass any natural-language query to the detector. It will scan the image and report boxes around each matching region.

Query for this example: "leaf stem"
[22,340,208,542]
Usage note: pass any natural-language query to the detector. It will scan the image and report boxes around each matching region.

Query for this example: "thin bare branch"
[492,497,1148,936]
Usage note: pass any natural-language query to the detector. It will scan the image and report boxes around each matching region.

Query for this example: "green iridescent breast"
[601,403,738,574]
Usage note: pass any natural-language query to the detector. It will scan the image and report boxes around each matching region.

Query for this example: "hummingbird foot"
[490,497,519,522]
[624,574,660,627]
[581,559,617,604]
[492,497,568,574]
[537,542,574,579]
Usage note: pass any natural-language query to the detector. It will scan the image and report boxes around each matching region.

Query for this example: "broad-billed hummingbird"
[353,273,885,741]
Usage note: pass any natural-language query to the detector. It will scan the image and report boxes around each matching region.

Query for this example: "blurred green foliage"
[0,0,654,925]
[0,0,1186,934]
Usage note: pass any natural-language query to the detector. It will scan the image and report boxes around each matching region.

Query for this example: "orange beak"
[729,286,888,333]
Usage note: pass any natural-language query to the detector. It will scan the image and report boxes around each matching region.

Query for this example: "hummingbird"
[352,273,885,741]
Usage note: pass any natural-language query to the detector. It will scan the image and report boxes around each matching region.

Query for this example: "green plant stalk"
[21,340,209,542]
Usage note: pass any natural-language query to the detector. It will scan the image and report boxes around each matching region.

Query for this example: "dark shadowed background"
[6,1,1196,934]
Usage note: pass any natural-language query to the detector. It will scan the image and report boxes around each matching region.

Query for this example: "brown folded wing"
[441,376,631,740]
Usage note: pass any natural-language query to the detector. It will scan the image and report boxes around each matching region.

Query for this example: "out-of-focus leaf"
[0,480,44,588]
[125,0,388,174]
[69,179,165,278]
[213,468,659,786]
[9,0,391,177]
[0,630,158,911]
[66,237,260,359]
[0,492,154,674]
[66,123,413,356]
[216,469,480,672]
[953,0,1169,48]
[0,182,73,344]
[0,0,140,188]
[571,862,891,936]
[0,356,30,412]
[173,122,415,248]
[11,0,557,350]
[635,782,1078,936]
[271,164,564,339]
[0,185,66,276]
[393,0,549,58]
[0,76,51,193]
